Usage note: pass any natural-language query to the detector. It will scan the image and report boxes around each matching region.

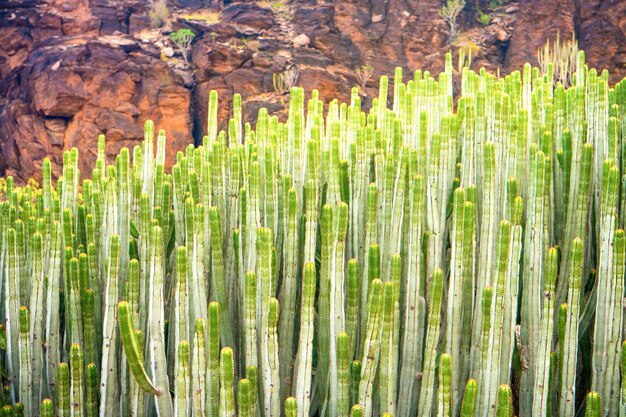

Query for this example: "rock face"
[0,36,192,180]
[1,0,625,181]
[505,0,577,73]
[578,0,626,83]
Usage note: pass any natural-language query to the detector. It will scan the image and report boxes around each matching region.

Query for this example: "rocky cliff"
[1,0,624,181]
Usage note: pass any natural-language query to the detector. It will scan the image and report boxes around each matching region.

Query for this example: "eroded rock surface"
[0,36,192,179]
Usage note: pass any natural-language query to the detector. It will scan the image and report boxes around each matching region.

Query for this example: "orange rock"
[0,39,193,181]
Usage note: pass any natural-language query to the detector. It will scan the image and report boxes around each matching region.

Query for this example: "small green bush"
[477,9,492,26]
[439,0,466,42]
[169,28,196,64]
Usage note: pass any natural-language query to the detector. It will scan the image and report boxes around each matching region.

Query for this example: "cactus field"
[1,51,626,417]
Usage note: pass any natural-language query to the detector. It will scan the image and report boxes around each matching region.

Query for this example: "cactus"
[209,207,235,349]
[419,269,444,417]
[246,366,258,417]
[148,226,173,415]
[86,363,99,417]
[192,319,207,416]
[597,223,626,417]
[560,238,584,417]
[18,307,31,416]
[261,297,281,417]
[243,270,258,375]
[496,385,514,417]
[70,344,84,417]
[621,341,626,417]
[592,162,620,404]
[28,233,45,414]
[278,189,299,399]
[207,302,221,417]
[397,176,426,417]
[532,247,559,415]
[175,341,191,417]
[58,363,70,417]
[119,301,158,395]
[0,54,624,417]
[285,397,298,417]
[174,246,189,377]
[380,277,397,416]
[293,262,316,417]
[446,188,475,413]
[358,279,383,417]
[586,392,602,417]
[100,234,121,415]
[6,228,20,402]
[336,332,350,417]
[437,353,453,417]
[41,399,54,417]
[520,144,552,416]
[46,226,61,397]
[83,288,97,372]
[237,379,251,417]
[460,379,478,417]
[219,348,235,417]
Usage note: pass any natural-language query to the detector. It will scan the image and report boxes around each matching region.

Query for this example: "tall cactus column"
[520,145,551,415]
[560,238,584,417]
[592,161,621,416]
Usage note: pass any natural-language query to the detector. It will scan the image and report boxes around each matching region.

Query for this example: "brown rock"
[192,36,253,82]
[162,46,175,57]
[221,3,275,32]
[34,13,62,31]
[44,118,67,146]
[32,70,87,117]
[128,14,150,33]
[0,39,193,181]
[0,103,54,179]
[577,0,626,83]
[292,33,311,48]
[505,0,576,71]
[496,28,509,42]
[0,8,46,78]
[252,53,273,68]
[171,0,215,7]
[293,48,333,67]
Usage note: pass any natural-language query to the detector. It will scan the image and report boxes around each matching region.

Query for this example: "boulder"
[221,3,275,32]
[191,35,253,81]
[292,33,310,48]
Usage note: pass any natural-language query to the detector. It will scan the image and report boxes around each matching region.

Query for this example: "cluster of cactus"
[0,51,626,417]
